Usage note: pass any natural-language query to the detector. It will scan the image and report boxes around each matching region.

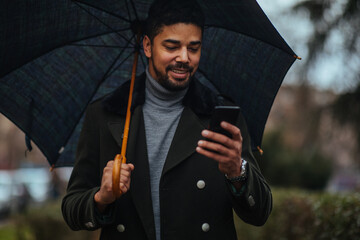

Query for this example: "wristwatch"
[225,158,247,183]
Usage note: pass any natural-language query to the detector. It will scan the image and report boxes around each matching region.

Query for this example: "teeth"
[172,69,187,74]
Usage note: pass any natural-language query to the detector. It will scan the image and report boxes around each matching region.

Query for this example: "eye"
[188,47,199,52]
[165,46,177,51]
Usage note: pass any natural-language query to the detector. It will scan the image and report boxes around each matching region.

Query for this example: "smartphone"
[208,106,240,138]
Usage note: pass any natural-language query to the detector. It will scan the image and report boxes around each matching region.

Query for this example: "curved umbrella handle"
[111,33,141,199]
[112,154,126,198]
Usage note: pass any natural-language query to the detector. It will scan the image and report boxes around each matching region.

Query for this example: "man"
[62,1,272,239]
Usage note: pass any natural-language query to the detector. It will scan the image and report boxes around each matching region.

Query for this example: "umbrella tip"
[257,146,264,155]
[49,164,55,172]
[294,55,302,60]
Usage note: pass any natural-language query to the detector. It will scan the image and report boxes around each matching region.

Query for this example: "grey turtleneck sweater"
[143,68,188,240]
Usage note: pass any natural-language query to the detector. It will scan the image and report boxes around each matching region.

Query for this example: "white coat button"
[197,180,206,189]
[117,224,125,232]
[85,222,95,228]
[248,195,255,207]
[201,223,210,232]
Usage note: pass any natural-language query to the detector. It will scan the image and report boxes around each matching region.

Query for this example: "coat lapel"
[107,120,125,148]
[107,107,156,240]
[104,72,221,240]
[162,107,208,175]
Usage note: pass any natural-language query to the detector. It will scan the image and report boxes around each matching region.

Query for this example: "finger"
[121,163,135,171]
[106,160,114,167]
[120,170,131,178]
[120,169,132,180]
[120,175,130,185]
[202,129,237,150]
[196,146,228,163]
[120,175,132,191]
[103,161,114,175]
[202,129,229,144]
[220,122,242,142]
[197,146,239,165]
[105,182,113,193]
[128,163,135,171]
[197,140,230,156]
[119,182,129,193]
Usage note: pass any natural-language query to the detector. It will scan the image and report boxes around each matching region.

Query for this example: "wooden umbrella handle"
[111,33,141,199]
[112,154,127,198]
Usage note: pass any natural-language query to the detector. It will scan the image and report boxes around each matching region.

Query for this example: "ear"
[143,35,152,58]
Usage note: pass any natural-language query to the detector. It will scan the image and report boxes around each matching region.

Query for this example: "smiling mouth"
[166,64,194,81]
[167,63,193,73]
[171,69,189,74]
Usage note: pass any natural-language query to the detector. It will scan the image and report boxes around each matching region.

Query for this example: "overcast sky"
[257,0,355,93]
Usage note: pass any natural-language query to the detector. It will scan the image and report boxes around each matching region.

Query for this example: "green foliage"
[258,131,332,190]
[235,189,360,240]
[312,192,360,239]
[1,190,359,240]
[1,200,98,240]
[0,226,18,240]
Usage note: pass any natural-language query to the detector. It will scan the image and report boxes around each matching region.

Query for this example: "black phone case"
[209,106,240,138]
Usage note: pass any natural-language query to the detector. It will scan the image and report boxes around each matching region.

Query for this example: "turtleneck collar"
[145,67,188,108]
[102,70,222,116]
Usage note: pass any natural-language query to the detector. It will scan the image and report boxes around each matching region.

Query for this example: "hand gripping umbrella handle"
[111,32,141,198]
[112,154,126,198]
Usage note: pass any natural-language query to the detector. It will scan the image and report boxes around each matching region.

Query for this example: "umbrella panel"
[58,27,295,167]
[0,29,144,165]
[198,27,295,151]
[0,0,297,166]
[56,51,147,167]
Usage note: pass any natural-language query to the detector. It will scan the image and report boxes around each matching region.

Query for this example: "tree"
[292,0,360,89]
[291,0,360,164]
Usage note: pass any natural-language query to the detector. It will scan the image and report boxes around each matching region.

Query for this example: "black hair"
[145,0,205,41]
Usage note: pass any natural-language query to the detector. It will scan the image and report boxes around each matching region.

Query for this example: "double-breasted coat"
[62,73,272,240]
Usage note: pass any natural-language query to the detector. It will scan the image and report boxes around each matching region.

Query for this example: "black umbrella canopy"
[0,0,298,167]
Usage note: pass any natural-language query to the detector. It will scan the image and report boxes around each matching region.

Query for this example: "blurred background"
[0,0,359,239]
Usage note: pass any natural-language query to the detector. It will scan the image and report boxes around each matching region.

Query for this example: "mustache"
[166,63,194,73]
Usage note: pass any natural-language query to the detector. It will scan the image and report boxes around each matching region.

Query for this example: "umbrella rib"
[69,43,135,49]
[129,0,140,23]
[1,29,130,78]
[73,0,131,23]
[204,25,295,57]
[54,48,125,166]
[124,0,132,22]
[74,1,135,47]
[103,35,136,80]
[107,50,136,80]
[54,36,134,166]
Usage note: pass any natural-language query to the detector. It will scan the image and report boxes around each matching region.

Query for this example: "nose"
[176,47,189,63]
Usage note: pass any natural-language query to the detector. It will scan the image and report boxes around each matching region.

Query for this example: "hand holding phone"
[208,106,240,138]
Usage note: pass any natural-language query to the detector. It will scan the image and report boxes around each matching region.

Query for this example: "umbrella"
[0,0,299,168]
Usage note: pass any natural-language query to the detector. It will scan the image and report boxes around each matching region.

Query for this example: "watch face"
[241,159,247,176]
[225,159,248,182]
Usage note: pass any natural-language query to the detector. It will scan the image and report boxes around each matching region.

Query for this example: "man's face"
[143,23,202,91]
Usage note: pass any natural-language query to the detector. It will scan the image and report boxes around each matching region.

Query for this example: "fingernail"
[221,121,227,127]
[202,130,209,136]
[198,140,204,146]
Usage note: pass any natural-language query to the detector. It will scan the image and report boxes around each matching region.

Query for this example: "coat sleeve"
[229,111,273,226]
[61,103,117,231]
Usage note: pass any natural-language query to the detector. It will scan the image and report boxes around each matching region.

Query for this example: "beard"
[151,60,195,91]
